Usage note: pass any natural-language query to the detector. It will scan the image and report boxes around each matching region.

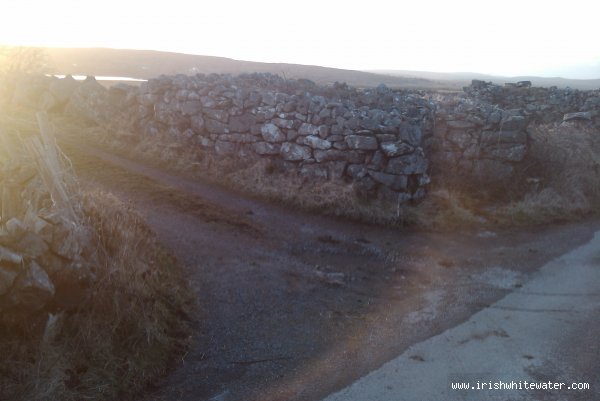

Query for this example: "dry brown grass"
[495,122,600,224]
[0,191,193,401]
[0,109,193,401]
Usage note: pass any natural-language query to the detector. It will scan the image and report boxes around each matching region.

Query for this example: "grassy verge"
[0,109,194,401]
[0,190,193,401]
[493,122,600,225]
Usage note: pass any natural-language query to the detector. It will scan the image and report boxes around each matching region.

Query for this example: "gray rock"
[447,130,474,149]
[261,123,286,142]
[205,118,230,134]
[272,118,295,129]
[376,83,391,94]
[399,123,422,146]
[179,100,202,116]
[286,130,299,141]
[345,117,360,130]
[154,102,186,126]
[303,135,332,150]
[376,133,397,142]
[175,89,190,101]
[367,150,386,170]
[346,164,367,178]
[345,135,378,150]
[200,96,217,108]
[283,101,297,113]
[17,232,48,258]
[0,245,23,265]
[197,136,214,147]
[280,143,312,161]
[328,161,347,179]
[360,118,380,130]
[203,108,229,123]
[330,124,344,136]
[253,142,281,155]
[9,261,54,311]
[500,115,528,131]
[191,115,205,133]
[385,153,428,175]
[563,111,592,122]
[262,92,277,106]
[317,125,330,138]
[300,164,328,179]
[298,123,319,136]
[246,92,262,108]
[368,171,408,191]
[380,141,414,157]
[487,110,503,125]
[215,140,237,155]
[0,266,18,295]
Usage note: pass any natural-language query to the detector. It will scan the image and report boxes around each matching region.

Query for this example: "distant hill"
[42,48,462,90]
[371,70,600,90]
[24,47,600,90]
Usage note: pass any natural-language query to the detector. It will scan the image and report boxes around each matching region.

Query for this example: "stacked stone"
[433,97,529,183]
[465,80,600,126]
[0,158,93,315]
[111,74,435,201]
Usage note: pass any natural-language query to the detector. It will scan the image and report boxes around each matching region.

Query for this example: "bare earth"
[63,142,599,401]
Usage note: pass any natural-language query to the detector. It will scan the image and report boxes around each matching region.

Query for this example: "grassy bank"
[0,111,193,401]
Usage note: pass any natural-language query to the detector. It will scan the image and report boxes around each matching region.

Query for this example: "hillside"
[44,47,453,89]
[39,48,599,90]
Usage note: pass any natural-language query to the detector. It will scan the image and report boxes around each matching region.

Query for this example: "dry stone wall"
[99,74,436,202]
[4,73,600,201]
[432,96,530,185]
[430,80,599,187]
[466,80,600,126]
[0,136,95,315]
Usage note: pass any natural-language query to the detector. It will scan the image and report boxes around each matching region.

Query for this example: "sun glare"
[0,0,599,77]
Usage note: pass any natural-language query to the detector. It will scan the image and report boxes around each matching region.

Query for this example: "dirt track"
[63,142,598,401]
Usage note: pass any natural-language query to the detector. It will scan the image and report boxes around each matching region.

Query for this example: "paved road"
[323,232,600,401]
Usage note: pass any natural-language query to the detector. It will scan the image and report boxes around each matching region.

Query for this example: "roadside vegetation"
[0,110,193,401]
[494,122,600,224]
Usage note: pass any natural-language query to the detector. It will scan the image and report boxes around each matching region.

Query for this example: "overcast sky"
[1,0,599,78]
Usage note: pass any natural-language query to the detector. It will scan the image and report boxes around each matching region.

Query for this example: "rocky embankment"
[0,121,94,315]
